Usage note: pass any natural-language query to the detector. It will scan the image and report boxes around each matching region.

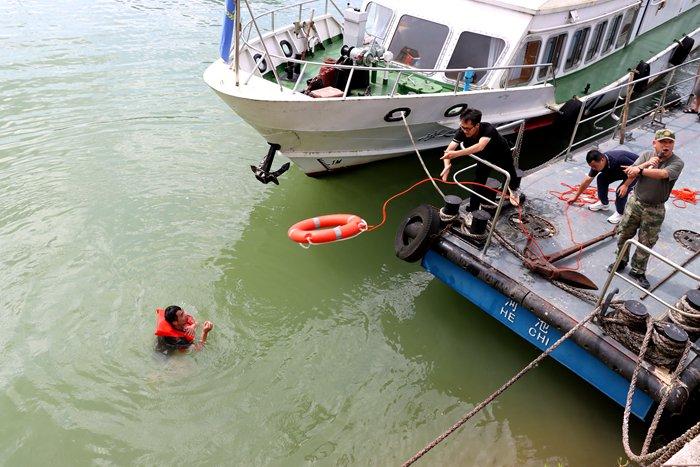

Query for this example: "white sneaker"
[588,201,611,212]
[508,188,521,206]
[607,212,623,224]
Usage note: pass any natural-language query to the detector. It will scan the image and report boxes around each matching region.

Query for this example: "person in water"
[154,305,213,352]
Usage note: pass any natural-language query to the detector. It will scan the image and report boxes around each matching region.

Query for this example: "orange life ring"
[288,214,367,244]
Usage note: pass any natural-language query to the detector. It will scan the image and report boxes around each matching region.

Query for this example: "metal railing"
[452,119,526,256]
[241,49,554,98]
[234,0,555,96]
[597,239,700,315]
[562,56,700,159]
[240,0,344,42]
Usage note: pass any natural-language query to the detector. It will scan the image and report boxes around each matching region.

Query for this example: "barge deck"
[414,108,700,421]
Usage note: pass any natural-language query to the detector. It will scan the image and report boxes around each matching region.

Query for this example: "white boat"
[203,0,700,180]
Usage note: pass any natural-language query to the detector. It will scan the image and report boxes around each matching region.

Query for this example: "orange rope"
[366,177,554,262]
[366,178,445,232]
[366,177,502,231]
[671,187,698,208]
[549,182,619,270]
[302,177,601,272]
[548,182,608,206]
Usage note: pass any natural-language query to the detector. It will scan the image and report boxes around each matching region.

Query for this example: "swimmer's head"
[164,305,187,329]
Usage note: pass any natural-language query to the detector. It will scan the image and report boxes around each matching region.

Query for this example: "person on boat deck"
[683,61,700,115]
[441,108,521,209]
[608,129,685,290]
[567,149,640,224]
[154,305,214,353]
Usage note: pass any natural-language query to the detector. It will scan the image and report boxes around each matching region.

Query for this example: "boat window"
[507,39,541,86]
[615,8,637,49]
[602,14,622,54]
[365,2,393,41]
[585,21,606,62]
[564,27,590,71]
[538,33,567,79]
[446,31,506,82]
[388,15,449,68]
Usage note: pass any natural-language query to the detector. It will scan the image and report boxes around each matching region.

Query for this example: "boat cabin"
[360,0,645,88]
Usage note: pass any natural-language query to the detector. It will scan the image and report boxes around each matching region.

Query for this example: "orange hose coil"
[288,214,368,244]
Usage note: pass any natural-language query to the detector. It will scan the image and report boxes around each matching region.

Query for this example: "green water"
[1,0,643,464]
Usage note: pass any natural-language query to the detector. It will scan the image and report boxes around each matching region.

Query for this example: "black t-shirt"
[452,122,511,161]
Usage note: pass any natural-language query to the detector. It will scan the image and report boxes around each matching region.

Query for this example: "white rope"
[400,113,446,199]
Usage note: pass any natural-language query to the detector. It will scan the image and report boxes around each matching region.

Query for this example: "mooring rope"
[402,305,601,466]
[400,113,446,199]
[669,295,700,337]
[621,318,700,466]
[599,300,691,369]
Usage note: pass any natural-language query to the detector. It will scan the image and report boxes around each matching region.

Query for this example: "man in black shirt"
[441,108,521,211]
[567,149,639,224]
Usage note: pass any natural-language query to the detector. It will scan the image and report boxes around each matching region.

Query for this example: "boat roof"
[368,0,534,43]
[370,0,627,17]
[472,0,620,15]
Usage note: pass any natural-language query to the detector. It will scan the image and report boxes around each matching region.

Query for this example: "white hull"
[205,60,554,174]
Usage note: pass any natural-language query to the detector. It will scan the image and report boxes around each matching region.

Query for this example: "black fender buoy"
[252,53,267,73]
[394,205,441,262]
[553,97,582,133]
[384,107,412,122]
[280,40,293,58]
[633,60,650,94]
[668,36,694,66]
[444,103,468,118]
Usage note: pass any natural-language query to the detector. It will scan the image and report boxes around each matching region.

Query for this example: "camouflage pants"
[615,193,665,274]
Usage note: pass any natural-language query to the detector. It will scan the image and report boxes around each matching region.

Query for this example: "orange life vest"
[154,308,194,343]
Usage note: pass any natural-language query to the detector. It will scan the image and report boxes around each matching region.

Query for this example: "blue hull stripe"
[423,250,654,420]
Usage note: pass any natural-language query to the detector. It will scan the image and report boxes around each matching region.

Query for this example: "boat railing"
[241,43,554,97]
[235,0,554,96]
[563,56,700,159]
[452,119,526,257]
[597,239,700,318]
[240,0,344,44]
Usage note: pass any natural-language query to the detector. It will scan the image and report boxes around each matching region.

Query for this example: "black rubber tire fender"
[556,97,582,128]
[668,36,694,66]
[632,60,650,94]
[394,204,441,262]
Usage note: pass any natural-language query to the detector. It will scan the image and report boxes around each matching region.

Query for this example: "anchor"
[251,143,290,185]
[522,229,616,290]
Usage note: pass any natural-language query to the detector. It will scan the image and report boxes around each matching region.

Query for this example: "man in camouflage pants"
[608,128,685,289]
